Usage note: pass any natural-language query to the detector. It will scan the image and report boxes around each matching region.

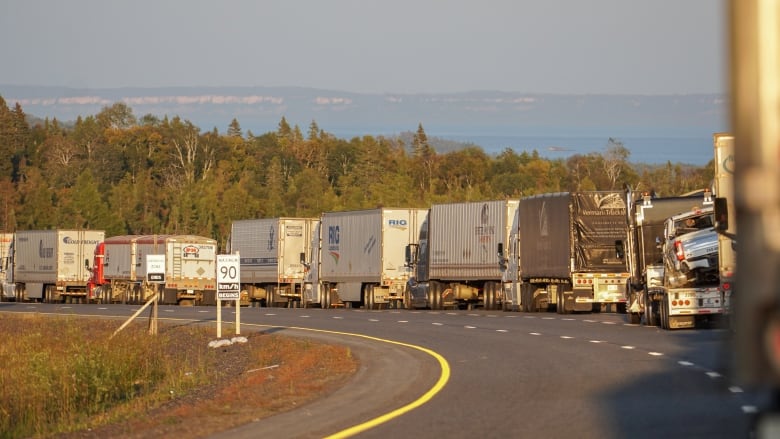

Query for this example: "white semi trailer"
[88,234,218,305]
[9,229,105,303]
[304,208,428,309]
[229,217,318,307]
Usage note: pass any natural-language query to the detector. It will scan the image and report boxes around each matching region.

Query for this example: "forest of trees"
[0,96,714,249]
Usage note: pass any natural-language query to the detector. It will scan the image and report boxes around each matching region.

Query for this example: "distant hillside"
[0,85,728,164]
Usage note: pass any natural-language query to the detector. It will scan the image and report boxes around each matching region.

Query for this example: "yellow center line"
[13,311,451,438]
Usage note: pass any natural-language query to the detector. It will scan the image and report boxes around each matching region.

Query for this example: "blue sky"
[0,0,726,95]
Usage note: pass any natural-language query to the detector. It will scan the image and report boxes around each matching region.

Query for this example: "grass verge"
[0,313,357,439]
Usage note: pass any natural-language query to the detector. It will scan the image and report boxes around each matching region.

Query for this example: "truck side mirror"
[497,243,504,257]
[300,252,306,265]
[84,259,89,268]
[714,197,728,232]
[615,240,625,259]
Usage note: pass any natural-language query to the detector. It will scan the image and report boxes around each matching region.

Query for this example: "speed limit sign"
[217,254,241,300]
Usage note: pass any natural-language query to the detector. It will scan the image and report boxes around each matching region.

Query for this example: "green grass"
[0,314,217,438]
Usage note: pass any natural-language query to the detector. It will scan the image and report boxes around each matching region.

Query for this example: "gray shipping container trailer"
[230,217,318,307]
[12,229,105,303]
[317,208,428,309]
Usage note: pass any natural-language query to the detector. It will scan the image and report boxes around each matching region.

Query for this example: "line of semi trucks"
[0,133,735,330]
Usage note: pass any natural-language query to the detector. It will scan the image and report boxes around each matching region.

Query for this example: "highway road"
[0,303,763,438]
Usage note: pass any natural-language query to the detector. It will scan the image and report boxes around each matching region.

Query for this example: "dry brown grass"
[0,314,357,439]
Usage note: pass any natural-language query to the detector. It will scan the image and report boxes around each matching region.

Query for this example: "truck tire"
[403,288,413,310]
[429,282,441,310]
[660,298,670,330]
[522,284,533,312]
[364,285,373,310]
[644,292,658,326]
[483,282,494,310]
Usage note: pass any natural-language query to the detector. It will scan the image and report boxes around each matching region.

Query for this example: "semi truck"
[88,234,217,306]
[406,199,518,310]
[0,233,14,300]
[229,217,318,307]
[304,208,427,309]
[501,192,629,314]
[6,229,105,303]
[623,190,723,328]
[712,133,735,320]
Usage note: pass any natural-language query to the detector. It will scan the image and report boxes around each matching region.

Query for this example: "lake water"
[438,134,713,166]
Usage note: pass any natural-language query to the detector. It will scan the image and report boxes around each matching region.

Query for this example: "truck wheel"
[644,292,658,326]
[428,282,439,310]
[404,289,413,310]
[660,299,670,330]
[521,284,530,312]
[364,285,373,310]
[483,283,493,310]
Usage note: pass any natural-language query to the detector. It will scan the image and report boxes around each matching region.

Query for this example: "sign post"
[145,254,165,335]
[216,253,241,337]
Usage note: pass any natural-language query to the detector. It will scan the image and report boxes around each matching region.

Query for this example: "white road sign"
[146,254,165,283]
[217,254,241,300]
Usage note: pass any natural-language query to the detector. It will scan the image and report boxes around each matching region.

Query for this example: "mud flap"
[669,315,696,329]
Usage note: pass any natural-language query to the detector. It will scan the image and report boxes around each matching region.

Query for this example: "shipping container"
[314,208,428,308]
[12,229,105,302]
[407,200,519,310]
[229,217,318,307]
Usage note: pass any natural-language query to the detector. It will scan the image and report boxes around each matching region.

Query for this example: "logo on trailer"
[388,219,408,230]
[328,225,340,264]
[183,245,200,258]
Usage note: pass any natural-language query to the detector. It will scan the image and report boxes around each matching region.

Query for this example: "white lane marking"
[504,315,518,318]
[432,322,443,326]
[496,329,508,333]
[584,319,597,323]
[300,315,310,318]
[467,314,480,317]
[487,315,498,318]
[562,318,575,321]
[164,309,175,312]
[265,313,277,316]
[589,340,603,344]
[524,316,537,319]
[648,352,664,356]
[706,372,722,379]
[542,317,555,320]
[369,319,379,322]
[465,326,476,329]
[398,320,409,323]
[602,321,616,325]
[678,361,695,367]
[61,306,72,309]
[621,346,635,350]
[332,316,343,319]
[198,310,210,313]
[529,332,541,336]
[560,335,574,339]
[729,386,744,393]
[446,313,458,316]
[98,307,108,310]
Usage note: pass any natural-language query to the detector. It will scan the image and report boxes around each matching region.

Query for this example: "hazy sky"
[0,0,726,95]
